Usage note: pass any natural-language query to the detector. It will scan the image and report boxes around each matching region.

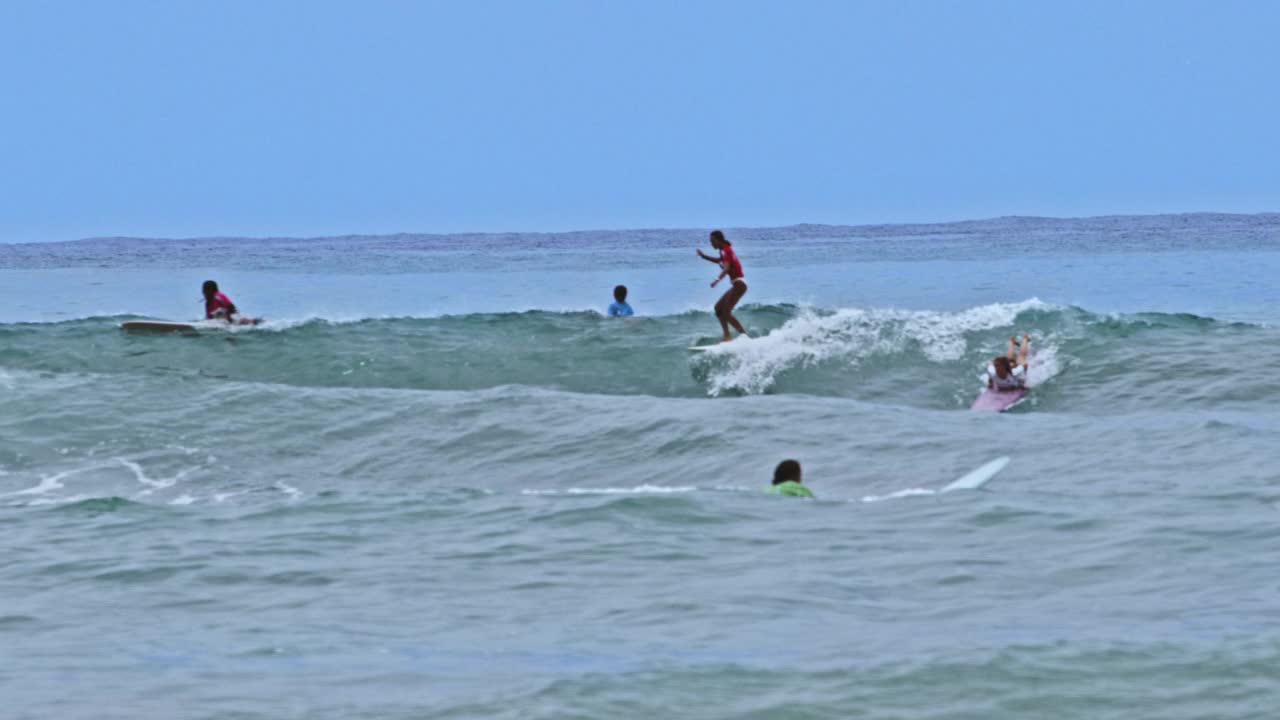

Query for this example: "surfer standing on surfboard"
[988,334,1031,390]
[202,280,258,325]
[696,230,749,343]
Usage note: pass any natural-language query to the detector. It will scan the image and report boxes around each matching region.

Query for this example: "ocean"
[2,213,1279,719]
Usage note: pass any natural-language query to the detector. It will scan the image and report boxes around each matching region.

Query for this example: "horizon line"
[9,209,1279,246]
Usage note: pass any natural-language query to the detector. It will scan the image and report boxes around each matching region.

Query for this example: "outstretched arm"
[1005,336,1017,361]
[711,267,727,287]
[696,249,722,265]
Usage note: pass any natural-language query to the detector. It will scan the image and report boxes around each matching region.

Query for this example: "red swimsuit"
[205,292,234,319]
[719,245,744,281]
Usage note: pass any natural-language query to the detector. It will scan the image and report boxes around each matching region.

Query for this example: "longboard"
[121,317,262,333]
[970,387,1027,412]
[120,320,199,333]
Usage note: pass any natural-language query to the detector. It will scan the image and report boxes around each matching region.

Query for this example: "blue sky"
[1,0,1277,242]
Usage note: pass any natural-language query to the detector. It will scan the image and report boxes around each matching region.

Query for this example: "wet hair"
[710,229,729,246]
[614,285,628,302]
[993,356,1012,373]
[202,280,218,295]
[773,459,802,485]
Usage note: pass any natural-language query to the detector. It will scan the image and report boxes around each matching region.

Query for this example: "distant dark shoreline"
[17,211,1280,248]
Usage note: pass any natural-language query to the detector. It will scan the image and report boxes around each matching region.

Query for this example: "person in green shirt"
[767,459,814,498]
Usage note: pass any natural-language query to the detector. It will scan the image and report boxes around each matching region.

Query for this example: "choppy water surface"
[2,215,1279,719]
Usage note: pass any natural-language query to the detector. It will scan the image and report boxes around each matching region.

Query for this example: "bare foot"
[720,336,734,343]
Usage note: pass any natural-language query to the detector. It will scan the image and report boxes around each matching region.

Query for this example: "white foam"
[234,313,413,332]
[116,458,166,489]
[0,367,94,393]
[116,457,198,496]
[0,462,117,498]
[6,473,68,497]
[522,485,698,496]
[860,488,937,503]
[1025,341,1061,388]
[275,481,304,500]
[696,299,1049,395]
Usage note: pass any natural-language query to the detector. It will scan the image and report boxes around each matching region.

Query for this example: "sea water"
[2,214,1279,719]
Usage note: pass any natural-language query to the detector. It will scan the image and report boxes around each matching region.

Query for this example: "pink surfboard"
[970,387,1027,412]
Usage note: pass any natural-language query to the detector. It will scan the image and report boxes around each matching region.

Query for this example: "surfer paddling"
[988,334,1030,390]
[201,280,258,325]
[696,230,748,342]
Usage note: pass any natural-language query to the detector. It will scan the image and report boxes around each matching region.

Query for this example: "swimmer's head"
[709,230,728,249]
[201,280,218,299]
[614,285,628,302]
[773,459,802,485]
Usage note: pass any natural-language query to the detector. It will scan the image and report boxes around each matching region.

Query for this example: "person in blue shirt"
[607,285,634,317]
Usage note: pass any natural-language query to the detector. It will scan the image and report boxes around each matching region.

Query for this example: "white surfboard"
[941,456,1010,492]
[862,457,1010,503]
[120,320,199,333]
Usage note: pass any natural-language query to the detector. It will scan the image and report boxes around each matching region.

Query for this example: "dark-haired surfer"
[696,230,748,342]
[607,285,634,317]
[201,280,258,325]
[767,459,815,498]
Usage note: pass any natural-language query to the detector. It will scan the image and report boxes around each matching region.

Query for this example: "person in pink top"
[696,230,749,342]
[201,280,258,325]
